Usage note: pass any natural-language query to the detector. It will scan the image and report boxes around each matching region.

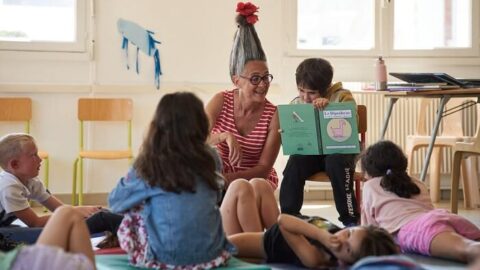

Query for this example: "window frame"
[284,0,480,58]
[0,0,88,53]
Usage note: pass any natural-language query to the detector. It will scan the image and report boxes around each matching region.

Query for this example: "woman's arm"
[277,214,332,268]
[223,111,281,183]
[205,92,226,145]
[205,92,243,166]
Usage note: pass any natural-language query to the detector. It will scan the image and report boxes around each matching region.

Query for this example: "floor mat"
[96,255,271,270]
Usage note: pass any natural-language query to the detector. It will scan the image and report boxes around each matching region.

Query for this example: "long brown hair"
[134,92,218,193]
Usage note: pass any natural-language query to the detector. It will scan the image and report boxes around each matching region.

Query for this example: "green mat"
[96,255,271,270]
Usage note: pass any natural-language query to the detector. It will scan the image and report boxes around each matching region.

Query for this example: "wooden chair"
[306,105,367,208]
[450,102,480,214]
[0,97,50,188]
[405,98,476,204]
[72,98,133,205]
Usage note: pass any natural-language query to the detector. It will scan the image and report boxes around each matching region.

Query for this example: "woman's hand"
[312,97,329,109]
[224,132,242,166]
[74,205,102,218]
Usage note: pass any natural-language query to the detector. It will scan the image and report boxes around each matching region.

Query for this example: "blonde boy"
[0,133,99,227]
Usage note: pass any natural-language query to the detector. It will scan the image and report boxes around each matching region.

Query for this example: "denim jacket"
[108,151,236,265]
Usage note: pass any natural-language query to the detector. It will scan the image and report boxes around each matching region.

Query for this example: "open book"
[278,102,360,155]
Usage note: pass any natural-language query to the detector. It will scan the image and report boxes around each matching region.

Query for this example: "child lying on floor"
[229,213,398,268]
[0,133,101,228]
[360,140,480,263]
[0,205,95,270]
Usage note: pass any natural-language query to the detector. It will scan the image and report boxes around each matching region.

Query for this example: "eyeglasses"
[239,74,274,85]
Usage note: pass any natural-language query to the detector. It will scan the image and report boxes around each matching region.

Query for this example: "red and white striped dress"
[211,89,278,189]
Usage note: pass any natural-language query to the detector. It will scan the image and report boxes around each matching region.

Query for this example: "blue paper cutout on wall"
[117,18,162,89]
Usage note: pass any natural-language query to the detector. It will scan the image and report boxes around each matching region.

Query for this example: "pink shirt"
[211,90,278,189]
[361,176,434,234]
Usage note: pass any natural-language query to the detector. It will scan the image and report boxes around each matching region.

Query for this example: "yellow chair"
[72,98,133,205]
[405,98,476,203]
[0,97,50,188]
[307,105,367,209]
[450,102,480,214]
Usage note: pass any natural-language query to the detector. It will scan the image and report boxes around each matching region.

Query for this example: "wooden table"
[380,88,480,182]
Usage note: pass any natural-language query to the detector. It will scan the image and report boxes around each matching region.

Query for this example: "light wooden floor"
[33,199,480,229]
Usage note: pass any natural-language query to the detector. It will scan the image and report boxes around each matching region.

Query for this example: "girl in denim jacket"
[109,92,235,269]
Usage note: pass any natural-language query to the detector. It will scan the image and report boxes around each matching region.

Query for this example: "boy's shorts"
[11,244,94,270]
[396,209,480,255]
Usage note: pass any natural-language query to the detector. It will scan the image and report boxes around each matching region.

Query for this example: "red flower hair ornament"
[236,2,259,25]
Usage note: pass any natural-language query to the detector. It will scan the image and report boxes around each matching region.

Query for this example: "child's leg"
[250,178,280,229]
[36,205,96,268]
[228,232,265,259]
[430,231,480,263]
[221,179,263,235]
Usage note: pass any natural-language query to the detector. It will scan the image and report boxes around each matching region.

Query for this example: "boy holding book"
[279,58,359,227]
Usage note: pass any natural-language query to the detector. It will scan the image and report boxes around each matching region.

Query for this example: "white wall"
[0,0,479,195]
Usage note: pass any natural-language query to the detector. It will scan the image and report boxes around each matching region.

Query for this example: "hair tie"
[386,169,392,175]
[236,2,259,25]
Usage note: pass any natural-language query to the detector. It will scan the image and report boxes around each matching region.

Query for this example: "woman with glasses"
[206,2,280,233]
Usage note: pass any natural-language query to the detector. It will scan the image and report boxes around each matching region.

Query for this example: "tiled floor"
[301,200,480,228]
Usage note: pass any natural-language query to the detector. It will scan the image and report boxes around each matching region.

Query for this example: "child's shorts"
[11,244,94,270]
[396,209,480,255]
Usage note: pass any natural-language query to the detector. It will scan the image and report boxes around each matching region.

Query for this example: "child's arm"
[42,195,101,218]
[14,207,50,227]
[42,196,64,212]
[228,232,266,260]
[277,214,334,268]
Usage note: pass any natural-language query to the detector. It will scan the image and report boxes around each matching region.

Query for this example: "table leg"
[380,98,398,140]
[419,96,451,182]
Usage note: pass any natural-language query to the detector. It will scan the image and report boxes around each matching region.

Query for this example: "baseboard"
[32,188,475,207]
[32,193,110,207]
[301,188,473,202]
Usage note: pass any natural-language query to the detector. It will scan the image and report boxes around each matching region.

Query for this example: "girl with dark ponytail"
[360,140,420,198]
[360,140,480,263]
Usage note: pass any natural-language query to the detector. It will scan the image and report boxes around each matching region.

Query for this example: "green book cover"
[278,104,321,155]
[278,102,360,155]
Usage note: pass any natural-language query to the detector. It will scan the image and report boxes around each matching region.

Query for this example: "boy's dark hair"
[0,233,21,252]
[352,225,399,263]
[134,92,219,193]
[360,140,420,198]
[295,58,333,95]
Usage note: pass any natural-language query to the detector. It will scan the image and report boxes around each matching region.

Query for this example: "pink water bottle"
[374,56,387,90]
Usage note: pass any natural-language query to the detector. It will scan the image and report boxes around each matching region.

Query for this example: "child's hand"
[312,98,329,109]
[74,205,102,218]
[326,235,341,252]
